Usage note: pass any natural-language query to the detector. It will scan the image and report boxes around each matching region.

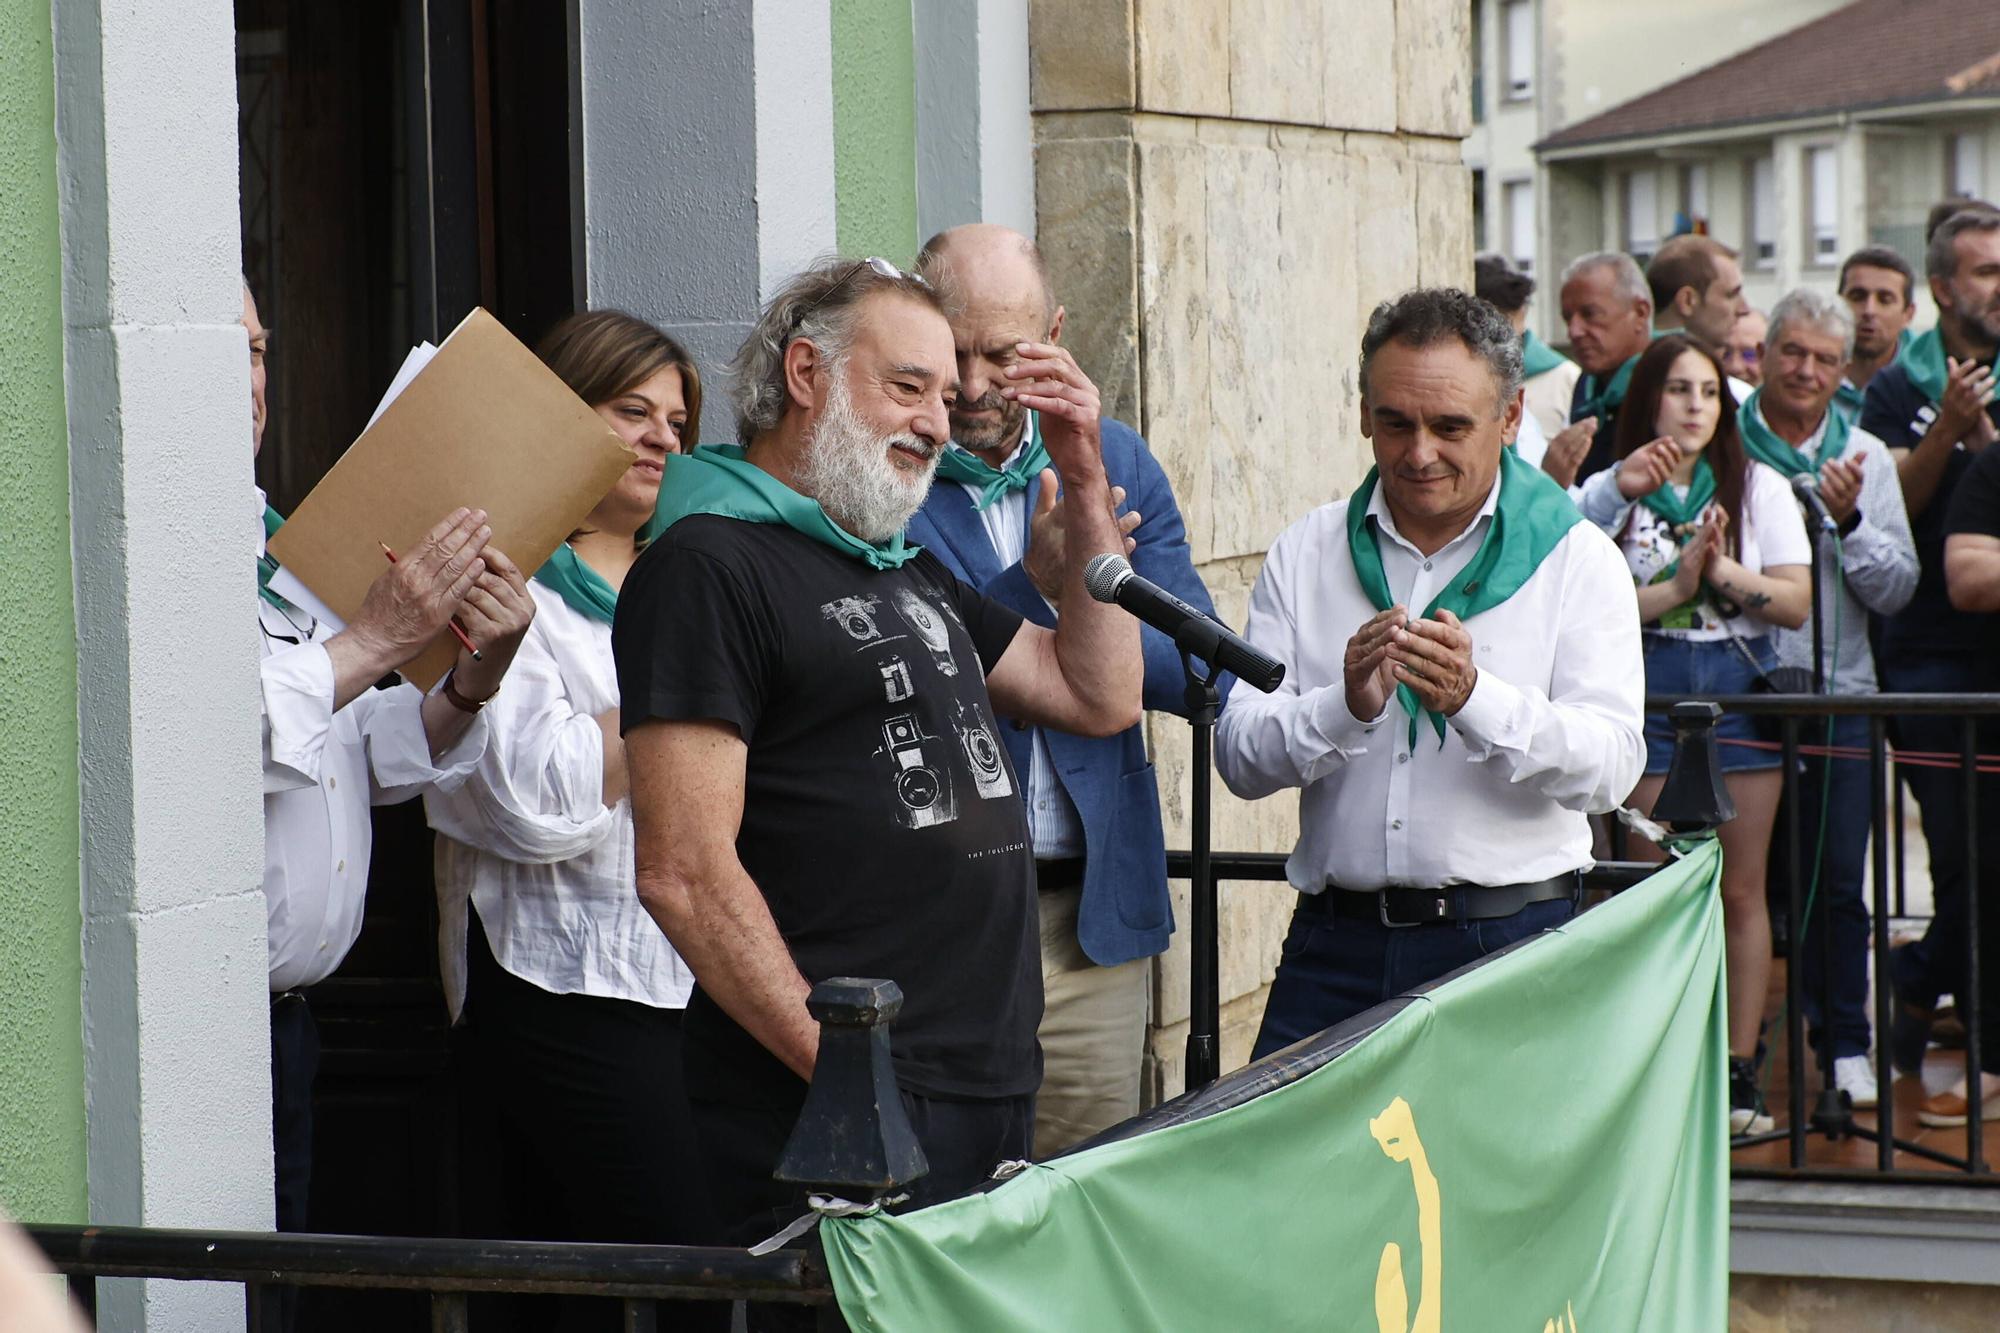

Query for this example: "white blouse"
[425,581,695,1020]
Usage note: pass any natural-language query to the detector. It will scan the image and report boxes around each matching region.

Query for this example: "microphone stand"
[1181,649,1225,1091]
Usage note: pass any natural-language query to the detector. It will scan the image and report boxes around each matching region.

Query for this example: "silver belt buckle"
[1377,890,1431,929]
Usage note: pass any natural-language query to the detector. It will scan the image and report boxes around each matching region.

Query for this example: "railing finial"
[1653,701,1736,832]
[773,978,929,1198]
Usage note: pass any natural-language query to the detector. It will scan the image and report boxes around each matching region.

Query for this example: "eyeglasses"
[787,257,930,339]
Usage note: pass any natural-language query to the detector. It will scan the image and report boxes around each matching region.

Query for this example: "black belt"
[1035,857,1086,893]
[1304,872,1581,928]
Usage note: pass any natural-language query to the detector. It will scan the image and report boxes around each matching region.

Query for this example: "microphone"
[1790,471,1838,534]
[1083,553,1285,693]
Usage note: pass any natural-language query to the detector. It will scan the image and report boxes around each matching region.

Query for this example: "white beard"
[798,369,939,542]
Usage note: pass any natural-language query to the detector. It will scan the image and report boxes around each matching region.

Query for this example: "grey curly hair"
[1359,286,1525,412]
[728,256,946,444]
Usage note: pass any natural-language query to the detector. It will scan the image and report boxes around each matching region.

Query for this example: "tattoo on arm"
[1741,591,1771,610]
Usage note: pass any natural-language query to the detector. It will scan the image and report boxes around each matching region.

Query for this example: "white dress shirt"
[951,433,1086,860]
[259,490,489,993]
[1215,476,1645,893]
[425,581,695,1020]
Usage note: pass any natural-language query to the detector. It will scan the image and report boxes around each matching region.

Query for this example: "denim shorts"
[1640,632,1781,775]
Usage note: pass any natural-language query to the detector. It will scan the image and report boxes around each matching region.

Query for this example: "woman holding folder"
[425,311,722,1328]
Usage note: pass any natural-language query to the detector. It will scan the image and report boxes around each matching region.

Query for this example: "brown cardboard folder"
[268,307,634,689]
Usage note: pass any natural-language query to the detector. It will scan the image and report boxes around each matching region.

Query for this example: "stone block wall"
[1029,0,1472,1099]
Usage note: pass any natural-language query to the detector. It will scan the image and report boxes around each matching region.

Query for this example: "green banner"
[824,840,1728,1332]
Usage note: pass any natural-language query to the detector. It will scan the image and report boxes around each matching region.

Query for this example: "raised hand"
[1541,417,1598,488]
[1001,342,1103,485]
[449,545,537,699]
[1387,610,1478,718]
[1344,606,1408,722]
[1817,454,1863,524]
[1025,479,1141,603]
[1616,437,1681,500]
[346,508,491,669]
[1941,356,1999,446]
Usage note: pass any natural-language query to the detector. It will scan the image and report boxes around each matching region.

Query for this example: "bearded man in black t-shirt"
[611,256,1141,1249]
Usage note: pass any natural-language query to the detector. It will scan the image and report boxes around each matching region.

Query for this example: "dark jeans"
[461,912,726,1332]
[1772,715,1873,1059]
[268,992,319,1333]
[692,1076,1033,1333]
[1250,895,1576,1060]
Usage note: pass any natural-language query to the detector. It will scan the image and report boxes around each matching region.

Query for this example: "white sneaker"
[1834,1054,1879,1110]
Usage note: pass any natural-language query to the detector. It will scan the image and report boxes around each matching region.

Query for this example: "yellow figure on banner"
[1542,1301,1580,1333]
[1370,1096,1440,1333]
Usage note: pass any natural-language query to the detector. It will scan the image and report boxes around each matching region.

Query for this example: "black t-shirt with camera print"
[613,514,1036,1104]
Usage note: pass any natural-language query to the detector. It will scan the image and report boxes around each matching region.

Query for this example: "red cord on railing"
[1714,737,2000,773]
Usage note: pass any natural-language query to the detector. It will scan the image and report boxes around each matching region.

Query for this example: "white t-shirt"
[1617,460,1811,641]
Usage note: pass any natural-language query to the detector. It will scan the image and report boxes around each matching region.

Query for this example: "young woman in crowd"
[1572,334,1810,1138]
[425,310,722,1331]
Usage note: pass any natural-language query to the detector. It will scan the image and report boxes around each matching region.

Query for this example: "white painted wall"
[752,0,838,296]
[51,0,272,1328]
[915,0,1035,241]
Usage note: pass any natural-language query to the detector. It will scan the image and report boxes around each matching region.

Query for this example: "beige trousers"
[1033,884,1150,1158]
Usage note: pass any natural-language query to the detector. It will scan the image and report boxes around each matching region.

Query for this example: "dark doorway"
[235,4,573,1329]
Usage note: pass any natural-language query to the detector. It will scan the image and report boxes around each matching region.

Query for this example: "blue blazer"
[908,417,1231,967]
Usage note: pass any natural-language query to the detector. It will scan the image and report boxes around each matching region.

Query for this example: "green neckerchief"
[1571,353,1639,426]
[1346,449,1584,748]
[1521,330,1570,379]
[652,443,922,569]
[1638,457,1717,531]
[258,504,288,608]
[534,542,620,623]
[532,480,675,624]
[1738,388,1851,480]
[933,412,1048,511]
[1901,326,2000,405]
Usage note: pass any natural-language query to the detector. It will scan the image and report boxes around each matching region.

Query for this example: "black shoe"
[1730,1057,1774,1136]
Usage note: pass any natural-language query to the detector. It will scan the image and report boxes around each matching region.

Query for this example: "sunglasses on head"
[788,257,930,338]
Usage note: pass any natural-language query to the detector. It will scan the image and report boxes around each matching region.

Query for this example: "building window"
[1807,145,1838,265]
[1624,169,1659,266]
[1951,132,1985,199]
[1748,156,1776,269]
[1502,0,1534,102]
[1470,0,1484,123]
[1504,178,1535,274]
[1472,169,1487,250]
[1679,162,1710,232]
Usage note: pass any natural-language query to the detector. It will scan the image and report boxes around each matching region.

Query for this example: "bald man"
[912,225,1226,1154]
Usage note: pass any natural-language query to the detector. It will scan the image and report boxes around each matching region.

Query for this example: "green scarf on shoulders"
[258,504,288,608]
[1637,457,1717,531]
[650,443,922,570]
[932,412,1049,511]
[1521,331,1570,380]
[1902,326,2000,405]
[1738,388,1851,480]
[1571,353,1639,427]
[1346,449,1584,748]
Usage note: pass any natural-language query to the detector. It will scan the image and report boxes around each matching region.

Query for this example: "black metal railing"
[1167,692,2000,1185]
[27,694,2000,1325]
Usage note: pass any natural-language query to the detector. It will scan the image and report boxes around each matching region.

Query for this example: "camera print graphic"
[892,588,959,678]
[822,594,887,645]
[876,712,958,830]
[952,697,1013,801]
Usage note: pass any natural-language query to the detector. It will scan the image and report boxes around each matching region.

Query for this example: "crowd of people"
[247,200,2000,1327]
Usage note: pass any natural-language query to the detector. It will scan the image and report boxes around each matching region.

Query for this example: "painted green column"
[832,0,919,263]
[0,0,87,1224]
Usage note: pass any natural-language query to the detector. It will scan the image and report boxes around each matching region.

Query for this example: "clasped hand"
[341,507,536,692]
[1343,605,1477,723]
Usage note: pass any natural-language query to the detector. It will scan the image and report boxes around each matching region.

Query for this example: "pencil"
[379,541,484,661]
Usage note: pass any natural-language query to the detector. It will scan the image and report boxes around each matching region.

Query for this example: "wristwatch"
[441,669,496,714]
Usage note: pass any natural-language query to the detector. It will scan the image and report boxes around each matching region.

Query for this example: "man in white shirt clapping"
[1216,287,1645,1058]
[247,283,536,1238]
